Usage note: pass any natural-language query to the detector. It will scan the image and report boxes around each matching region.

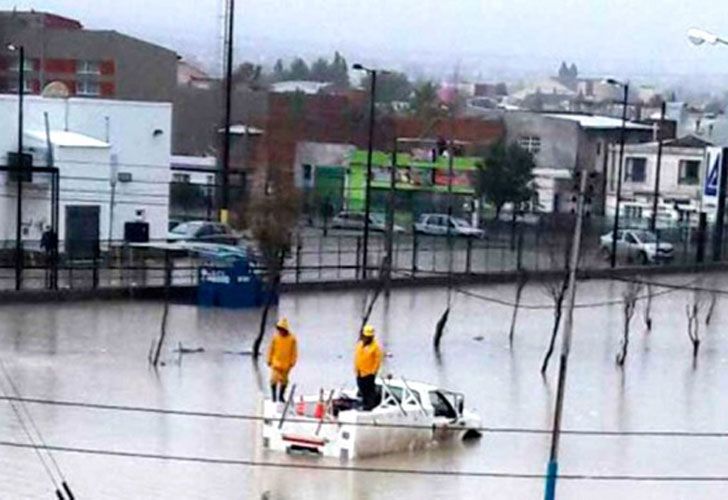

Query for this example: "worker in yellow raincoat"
[354,324,383,411]
[267,317,298,402]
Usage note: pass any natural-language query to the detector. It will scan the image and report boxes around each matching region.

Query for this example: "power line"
[0,373,64,497]
[3,395,728,439]
[2,440,728,483]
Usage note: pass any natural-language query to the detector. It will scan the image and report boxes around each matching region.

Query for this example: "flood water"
[3,273,728,499]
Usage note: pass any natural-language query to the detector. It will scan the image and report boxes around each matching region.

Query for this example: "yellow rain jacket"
[354,339,382,377]
[267,332,298,372]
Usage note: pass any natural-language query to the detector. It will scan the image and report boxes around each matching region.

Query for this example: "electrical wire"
[2,440,728,483]
[0,374,63,497]
[3,395,728,439]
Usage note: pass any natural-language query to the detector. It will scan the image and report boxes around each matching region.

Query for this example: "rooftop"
[24,130,109,148]
[545,113,653,130]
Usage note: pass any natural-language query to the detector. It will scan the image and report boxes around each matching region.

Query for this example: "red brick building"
[0,10,177,101]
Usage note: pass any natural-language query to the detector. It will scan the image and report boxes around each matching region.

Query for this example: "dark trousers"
[356,375,377,411]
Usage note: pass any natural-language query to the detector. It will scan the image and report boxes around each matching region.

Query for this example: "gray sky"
[8,0,728,86]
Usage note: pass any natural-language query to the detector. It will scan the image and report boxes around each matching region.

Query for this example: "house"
[604,135,712,224]
[504,111,657,213]
[0,10,177,101]
[0,94,172,247]
[177,61,215,90]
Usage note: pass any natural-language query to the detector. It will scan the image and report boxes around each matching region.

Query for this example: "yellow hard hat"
[276,317,290,332]
[362,324,375,337]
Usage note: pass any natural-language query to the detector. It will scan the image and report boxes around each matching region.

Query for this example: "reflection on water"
[2,274,728,498]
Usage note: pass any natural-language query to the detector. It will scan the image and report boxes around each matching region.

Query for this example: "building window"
[77,60,100,75]
[678,159,700,185]
[302,164,313,182]
[624,157,646,183]
[172,173,191,183]
[9,58,35,72]
[76,79,100,96]
[518,136,541,155]
[8,77,31,93]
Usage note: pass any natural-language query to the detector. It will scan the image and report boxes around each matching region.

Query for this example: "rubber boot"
[278,384,287,403]
[270,384,278,403]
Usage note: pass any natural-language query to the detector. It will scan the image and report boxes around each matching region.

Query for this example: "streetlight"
[8,43,25,291]
[605,78,629,268]
[352,63,380,280]
[687,27,728,46]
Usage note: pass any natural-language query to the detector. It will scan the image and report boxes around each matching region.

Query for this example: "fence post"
[411,232,418,277]
[295,236,302,284]
[355,236,362,280]
[696,213,707,264]
[466,237,472,274]
[516,230,524,272]
[92,254,99,289]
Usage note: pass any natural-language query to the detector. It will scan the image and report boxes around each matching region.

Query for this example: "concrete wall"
[0,95,172,244]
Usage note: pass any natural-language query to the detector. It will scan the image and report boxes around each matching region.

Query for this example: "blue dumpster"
[195,244,276,308]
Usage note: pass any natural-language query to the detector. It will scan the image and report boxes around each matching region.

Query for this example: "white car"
[599,229,674,264]
[414,214,485,238]
[331,212,405,233]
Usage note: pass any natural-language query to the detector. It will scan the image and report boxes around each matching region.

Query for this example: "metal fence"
[0,214,723,292]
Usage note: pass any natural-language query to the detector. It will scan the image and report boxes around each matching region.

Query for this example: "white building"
[605,135,711,224]
[0,95,172,247]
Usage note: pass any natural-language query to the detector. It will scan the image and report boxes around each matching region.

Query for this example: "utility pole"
[544,171,588,500]
[609,81,629,268]
[220,0,235,224]
[650,101,666,232]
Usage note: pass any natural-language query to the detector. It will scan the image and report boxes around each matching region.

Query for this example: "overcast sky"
[7,0,728,86]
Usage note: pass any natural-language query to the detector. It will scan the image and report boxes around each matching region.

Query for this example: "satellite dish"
[41,81,70,98]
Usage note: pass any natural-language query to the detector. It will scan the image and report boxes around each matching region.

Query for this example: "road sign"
[705,147,722,198]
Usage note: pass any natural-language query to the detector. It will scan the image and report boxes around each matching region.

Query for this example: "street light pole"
[353,64,378,280]
[687,27,728,47]
[10,44,25,291]
[609,80,628,268]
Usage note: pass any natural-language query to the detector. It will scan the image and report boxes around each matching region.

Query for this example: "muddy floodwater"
[3,274,728,499]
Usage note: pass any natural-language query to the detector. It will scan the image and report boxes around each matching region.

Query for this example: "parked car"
[599,229,674,264]
[167,221,239,245]
[414,214,485,238]
[330,212,405,233]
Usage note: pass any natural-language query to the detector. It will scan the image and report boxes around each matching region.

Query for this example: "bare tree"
[540,272,569,375]
[705,289,718,326]
[234,175,301,360]
[686,292,706,361]
[151,251,173,367]
[508,271,529,348]
[616,282,642,366]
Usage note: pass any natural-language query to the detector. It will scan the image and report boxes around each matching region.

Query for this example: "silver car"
[414,214,485,238]
[331,212,405,233]
[599,229,674,264]
[167,221,239,245]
